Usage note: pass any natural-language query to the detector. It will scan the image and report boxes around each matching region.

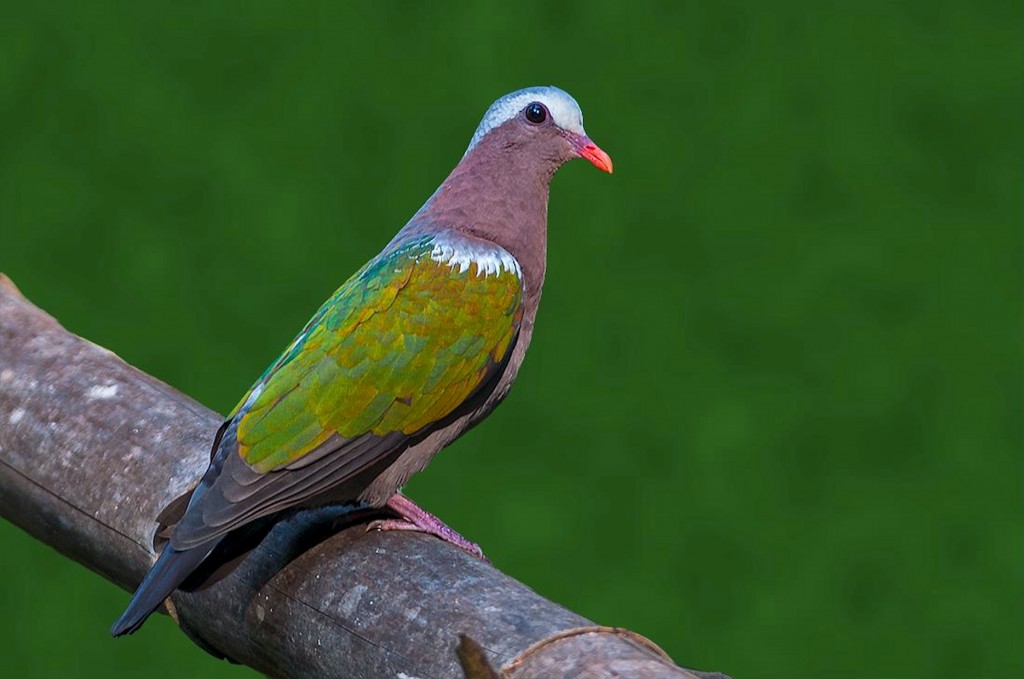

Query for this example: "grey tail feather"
[110,542,215,637]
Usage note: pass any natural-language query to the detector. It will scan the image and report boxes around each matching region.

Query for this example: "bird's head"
[464,86,613,175]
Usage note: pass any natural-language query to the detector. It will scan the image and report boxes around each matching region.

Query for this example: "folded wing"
[170,234,524,550]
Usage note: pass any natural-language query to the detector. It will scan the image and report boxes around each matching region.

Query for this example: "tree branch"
[0,274,726,679]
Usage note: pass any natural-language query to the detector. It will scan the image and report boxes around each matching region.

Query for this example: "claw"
[366,494,489,563]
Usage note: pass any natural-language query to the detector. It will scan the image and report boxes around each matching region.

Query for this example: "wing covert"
[233,234,524,473]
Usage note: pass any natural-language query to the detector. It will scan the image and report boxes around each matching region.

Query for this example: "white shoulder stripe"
[429,238,522,279]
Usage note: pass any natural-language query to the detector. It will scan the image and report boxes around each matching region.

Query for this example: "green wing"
[231,235,523,474]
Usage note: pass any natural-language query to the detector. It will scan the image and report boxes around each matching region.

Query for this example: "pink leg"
[367,493,488,562]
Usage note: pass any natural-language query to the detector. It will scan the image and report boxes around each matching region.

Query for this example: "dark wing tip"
[110,611,146,637]
[109,542,216,637]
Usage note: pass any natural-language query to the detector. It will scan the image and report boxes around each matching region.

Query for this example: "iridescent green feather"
[230,236,523,473]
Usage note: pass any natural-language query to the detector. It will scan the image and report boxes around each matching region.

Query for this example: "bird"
[110,85,612,636]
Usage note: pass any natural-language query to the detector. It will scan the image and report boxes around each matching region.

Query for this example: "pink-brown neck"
[406,119,577,302]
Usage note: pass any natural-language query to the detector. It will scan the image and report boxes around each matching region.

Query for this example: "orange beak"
[570,134,614,174]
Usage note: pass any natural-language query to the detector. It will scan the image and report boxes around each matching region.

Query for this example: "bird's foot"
[367,493,488,562]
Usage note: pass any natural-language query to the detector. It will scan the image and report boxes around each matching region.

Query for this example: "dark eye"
[525,102,547,124]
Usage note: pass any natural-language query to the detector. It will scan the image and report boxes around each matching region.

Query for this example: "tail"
[110,542,216,636]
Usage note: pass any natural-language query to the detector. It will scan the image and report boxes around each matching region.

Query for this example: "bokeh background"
[0,3,1020,678]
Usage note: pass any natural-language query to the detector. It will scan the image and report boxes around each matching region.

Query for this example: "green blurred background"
[0,3,1020,678]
